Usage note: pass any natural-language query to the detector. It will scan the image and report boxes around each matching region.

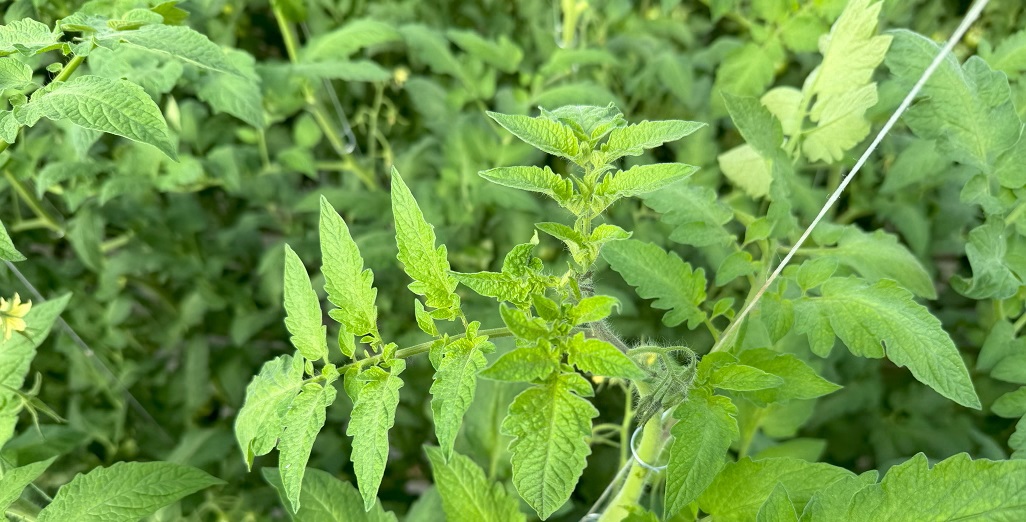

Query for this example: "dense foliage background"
[2,0,1026,520]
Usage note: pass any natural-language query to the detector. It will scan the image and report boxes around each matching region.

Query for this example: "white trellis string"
[711,0,992,354]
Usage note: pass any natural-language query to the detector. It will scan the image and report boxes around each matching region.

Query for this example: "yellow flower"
[0,293,31,341]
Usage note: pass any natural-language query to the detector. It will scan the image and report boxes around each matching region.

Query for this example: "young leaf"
[16,76,177,160]
[603,239,707,329]
[37,462,224,522]
[0,219,24,261]
[487,111,580,160]
[283,245,328,362]
[799,0,891,163]
[0,57,33,91]
[503,373,599,519]
[568,295,619,325]
[348,360,406,511]
[425,446,526,522]
[98,24,241,75]
[886,30,1019,171]
[811,278,981,409]
[480,345,557,382]
[430,330,492,458]
[992,387,1026,418]
[698,457,856,521]
[567,335,646,380]
[596,163,699,200]
[1011,417,1026,459]
[718,144,773,199]
[664,388,739,517]
[951,219,1023,300]
[234,354,305,469]
[0,456,56,512]
[478,166,573,206]
[391,169,460,318]
[735,348,841,405]
[721,92,784,156]
[709,362,784,392]
[320,196,380,341]
[641,184,735,247]
[756,484,799,522]
[601,120,706,161]
[279,383,337,513]
[819,453,1026,521]
[263,467,398,522]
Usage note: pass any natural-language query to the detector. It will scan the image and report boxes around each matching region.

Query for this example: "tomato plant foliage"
[2,0,1026,520]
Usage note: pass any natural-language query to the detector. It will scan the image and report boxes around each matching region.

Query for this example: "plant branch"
[338,327,515,372]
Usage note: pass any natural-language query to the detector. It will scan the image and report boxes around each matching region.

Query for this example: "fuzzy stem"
[598,413,664,522]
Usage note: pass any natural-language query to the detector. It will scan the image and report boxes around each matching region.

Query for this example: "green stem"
[53,53,87,83]
[1005,200,1026,225]
[738,408,765,459]
[619,384,633,469]
[338,327,515,373]
[1013,312,1026,335]
[598,413,665,522]
[3,171,63,235]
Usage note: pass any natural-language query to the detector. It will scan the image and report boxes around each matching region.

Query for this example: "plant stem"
[1013,312,1026,335]
[598,413,665,522]
[53,53,86,83]
[3,171,63,235]
[337,327,515,372]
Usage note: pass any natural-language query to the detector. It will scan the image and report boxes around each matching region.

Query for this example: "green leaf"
[196,49,263,128]
[735,349,840,405]
[431,331,491,458]
[447,30,523,73]
[0,19,62,56]
[715,42,776,98]
[425,446,526,522]
[503,374,599,519]
[722,92,783,157]
[0,219,24,261]
[291,61,393,82]
[826,227,936,299]
[479,166,573,205]
[698,457,856,521]
[800,0,891,163]
[1011,417,1026,459]
[812,278,980,409]
[568,295,619,325]
[37,462,224,522]
[348,360,406,511]
[486,111,580,160]
[320,196,379,340]
[978,320,1018,372]
[821,453,1026,521]
[993,387,1026,418]
[951,219,1023,300]
[283,245,328,362]
[597,163,699,200]
[601,120,706,161]
[453,271,527,307]
[279,383,337,513]
[16,76,176,159]
[499,305,550,342]
[710,362,784,392]
[234,354,305,469]
[0,456,56,512]
[797,257,838,292]
[301,19,402,61]
[391,169,459,318]
[718,144,773,199]
[715,250,758,287]
[480,345,557,383]
[665,388,739,517]
[603,239,707,329]
[98,24,240,75]
[567,335,646,380]
[263,467,397,522]
[756,484,799,522]
[0,57,33,90]
[641,184,735,247]
[886,30,1019,171]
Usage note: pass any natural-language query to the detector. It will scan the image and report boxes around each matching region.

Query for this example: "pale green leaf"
[0,456,56,512]
[886,30,1019,171]
[722,92,784,156]
[801,0,891,163]
[234,354,305,469]
[0,19,62,56]
[756,484,799,522]
[0,219,24,261]
[715,42,776,98]
[425,446,526,522]
[951,219,1023,300]
[826,227,936,299]
[16,76,176,159]
[452,271,529,307]
[797,257,839,292]
[1011,417,1026,459]
[710,362,784,392]
[993,387,1026,418]
[430,332,491,458]
[301,19,402,61]
[603,239,707,329]
[98,24,239,75]
[698,457,856,521]
[196,49,263,128]
[291,61,392,82]
[37,462,224,522]
[479,166,573,205]
[598,163,699,200]
[568,295,619,325]
[602,120,706,161]
[735,348,840,405]
[813,278,980,409]
[761,87,803,137]
[503,374,598,519]
[715,250,758,287]
[348,360,405,511]
[263,467,397,522]
[280,383,337,513]
[283,245,328,361]
[0,57,33,90]
[641,184,735,247]
[567,336,646,380]
[665,388,739,517]
[480,346,557,383]
[447,30,523,73]
[320,196,379,340]
[487,111,580,160]
[391,169,459,317]
[824,453,1026,521]
[718,144,772,199]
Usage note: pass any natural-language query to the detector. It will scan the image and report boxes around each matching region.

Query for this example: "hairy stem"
[598,412,664,522]
[338,327,515,372]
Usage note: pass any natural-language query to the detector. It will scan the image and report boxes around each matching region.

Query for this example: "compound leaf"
[283,245,328,361]
[348,360,406,511]
[279,383,337,513]
[425,446,526,522]
[263,467,397,522]
[320,196,379,341]
[603,239,707,329]
[37,462,224,522]
[235,354,305,469]
[503,374,598,519]
[16,76,176,159]
[665,388,739,517]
